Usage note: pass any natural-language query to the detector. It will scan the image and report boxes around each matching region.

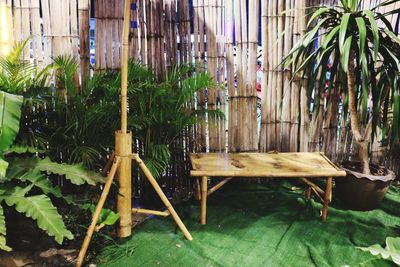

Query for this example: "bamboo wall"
[0,0,13,56]
[4,0,400,186]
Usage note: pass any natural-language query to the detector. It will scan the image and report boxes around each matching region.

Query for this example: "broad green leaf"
[4,194,73,244]
[17,169,65,200]
[0,205,11,251]
[0,91,23,153]
[0,158,8,179]
[363,10,379,62]
[6,145,45,154]
[36,157,104,185]
[81,204,120,226]
[4,157,39,179]
[340,36,353,72]
[339,13,351,53]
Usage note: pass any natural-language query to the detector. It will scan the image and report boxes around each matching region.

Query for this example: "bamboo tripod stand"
[76,1,193,266]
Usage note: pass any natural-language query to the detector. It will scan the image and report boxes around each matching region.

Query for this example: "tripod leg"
[76,157,121,267]
[133,154,193,241]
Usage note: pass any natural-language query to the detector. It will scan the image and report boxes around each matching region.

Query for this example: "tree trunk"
[347,51,371,174]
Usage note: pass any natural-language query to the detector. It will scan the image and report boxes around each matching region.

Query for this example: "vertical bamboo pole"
[105,1,113,69]
[78,0,90,90]
[12,0,22,44]
[226,0,236,152]
[116,0,132,238]
[198,0,207,151]
[217,0,226,151]
[41,0,52,67]
[130,0,139,61]
[115,0,123,69]
[299,0,309,152]
[94,0,101,69]
[20,0,30,60]
[290,0,300,152]
[282,0,294,152]
[268,0,277,150]
[260,0,269,152]
[247,0,259,151]
[139,0,146,64]
[0,0,13,56]
[30,0,43,68]
[232,0,242,152]
[275,0,284,151]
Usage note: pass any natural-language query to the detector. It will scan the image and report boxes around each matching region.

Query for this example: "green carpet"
[97,181,400,267]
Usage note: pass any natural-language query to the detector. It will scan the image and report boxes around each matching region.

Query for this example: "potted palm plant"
[284,0,399,210]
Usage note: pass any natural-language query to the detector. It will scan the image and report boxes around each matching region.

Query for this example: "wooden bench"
[190,152,346,225]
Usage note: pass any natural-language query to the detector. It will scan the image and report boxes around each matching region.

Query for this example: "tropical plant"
[284,0,400,174]
[84,61,218,177]
[0,43,112,251]
[0,40,50,94]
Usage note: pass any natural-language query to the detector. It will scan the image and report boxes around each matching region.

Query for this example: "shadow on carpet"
[96,181,400,267]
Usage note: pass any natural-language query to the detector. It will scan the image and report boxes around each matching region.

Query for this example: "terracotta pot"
[335,161,395,211]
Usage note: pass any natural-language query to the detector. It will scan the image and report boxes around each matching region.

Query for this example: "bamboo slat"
[29,0,43,67]
[0,0,13,56]
[259,0,269,152]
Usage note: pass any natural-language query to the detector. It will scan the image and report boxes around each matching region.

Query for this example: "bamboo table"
[190,152,346,224]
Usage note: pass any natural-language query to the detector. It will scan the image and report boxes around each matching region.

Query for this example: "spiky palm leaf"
[283,0,400,172]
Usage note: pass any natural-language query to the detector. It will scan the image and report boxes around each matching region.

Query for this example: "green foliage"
[87,62,218,177]
[0,47,106,249]
[0,205,11,251]
[81,204,120,226]
[284,0,400,146]
[36,157,104,185]
[0,40,50,94]
[358,237,400,265]
[0,91,23,177]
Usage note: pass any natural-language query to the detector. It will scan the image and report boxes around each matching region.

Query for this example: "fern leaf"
[4,194,73,244]
[36,157,104,185]
[0,205,11,251]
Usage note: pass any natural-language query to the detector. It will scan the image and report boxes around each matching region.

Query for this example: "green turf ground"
[97,181,400,267]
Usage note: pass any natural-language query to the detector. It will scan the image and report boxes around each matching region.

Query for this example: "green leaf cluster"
[284,0,400,147]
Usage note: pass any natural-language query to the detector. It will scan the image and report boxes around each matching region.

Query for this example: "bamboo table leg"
[321,177,332,222]
[195,178,201,201]
[201,176,208,225]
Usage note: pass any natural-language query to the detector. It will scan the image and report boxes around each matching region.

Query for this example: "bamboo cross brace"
[207,177,233,196]
[76,156,121,267]
[131,154,193,241]
[132,208,170,217]
[300,177,324,196]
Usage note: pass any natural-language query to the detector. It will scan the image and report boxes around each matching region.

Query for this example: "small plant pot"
[335,161,395,211]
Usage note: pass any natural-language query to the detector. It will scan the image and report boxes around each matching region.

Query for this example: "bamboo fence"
[0,0,13,56]
[4,0,400,196]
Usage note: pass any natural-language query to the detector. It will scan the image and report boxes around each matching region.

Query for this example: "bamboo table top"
[190,152,346,178]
